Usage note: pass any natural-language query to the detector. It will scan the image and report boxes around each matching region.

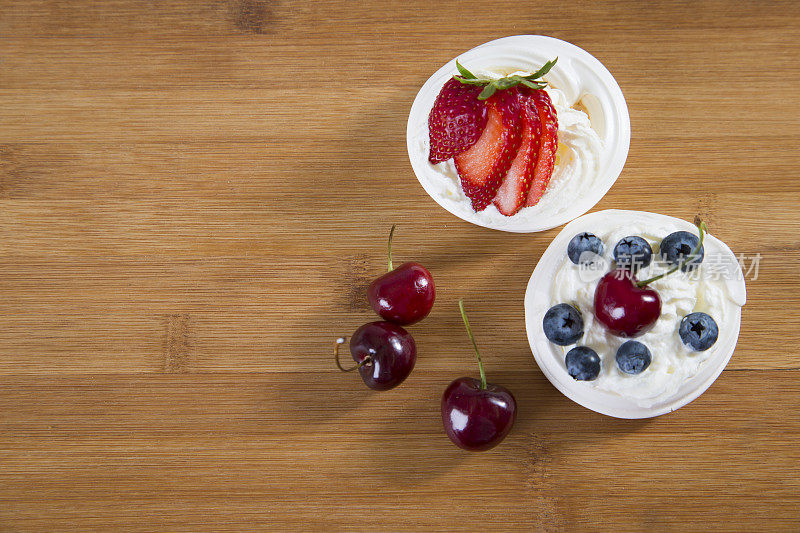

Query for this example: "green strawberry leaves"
[455,60,478,80]
[525,58,557,81]
[477,84,497,100]
[453,57,557,100]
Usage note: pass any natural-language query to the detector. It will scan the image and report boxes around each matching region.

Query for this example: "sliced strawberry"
[428,78,488,163]
[492,92,542,216]
[454,89,522,212]
[524,89,558,207]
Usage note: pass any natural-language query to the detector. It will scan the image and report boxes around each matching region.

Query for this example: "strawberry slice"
[492,91,542,216]
[454,89,522,212]
[428,78,488,163]
[524,89,558,207]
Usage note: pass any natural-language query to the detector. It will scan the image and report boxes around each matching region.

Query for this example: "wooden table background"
[2,1,799,531]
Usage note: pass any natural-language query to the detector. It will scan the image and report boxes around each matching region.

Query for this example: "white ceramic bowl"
[524,210,747,418]
[407,35,631,233]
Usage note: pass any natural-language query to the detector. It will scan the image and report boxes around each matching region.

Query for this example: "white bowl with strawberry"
[524,210,747,418]
[407,35,630,232]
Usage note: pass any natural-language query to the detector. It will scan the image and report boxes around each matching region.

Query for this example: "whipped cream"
[411,70,604,228]
[547,216,745,408]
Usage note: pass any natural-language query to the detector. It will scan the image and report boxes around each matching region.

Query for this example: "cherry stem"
[637,220,707,287]
[334,337,371,373]
[458,299,487,390]
[387,224,396,272]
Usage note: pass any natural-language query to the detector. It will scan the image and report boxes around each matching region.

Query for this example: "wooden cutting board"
[1,1,798,530]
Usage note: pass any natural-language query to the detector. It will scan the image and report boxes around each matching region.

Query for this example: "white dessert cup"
[407,35,631,233]
[524,210,747,418]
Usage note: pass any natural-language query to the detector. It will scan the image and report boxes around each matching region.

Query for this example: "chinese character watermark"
[575,253,762,283]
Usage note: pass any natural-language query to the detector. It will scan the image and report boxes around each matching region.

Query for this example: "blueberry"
[543,304,584,345]
[567,232,604,265]
[660,231,704,272]
[565,346,601,381]
[679,312,719,351]
[613,236,652,270]
[615,340,652,375]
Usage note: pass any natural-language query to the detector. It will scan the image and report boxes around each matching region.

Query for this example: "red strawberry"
[524,90,558,207]
[454,89,522,212]
[428,78,488,163]
[492,91,542,216]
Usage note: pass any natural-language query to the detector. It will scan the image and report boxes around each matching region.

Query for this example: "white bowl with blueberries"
[524,210,747,418]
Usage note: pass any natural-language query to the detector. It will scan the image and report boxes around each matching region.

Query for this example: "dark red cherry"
[338,321,416,391]
[367,225,435,325]
[441,377,516,451]
[368,262,435,325]
[594,268,661,337]
[441,300,517,451]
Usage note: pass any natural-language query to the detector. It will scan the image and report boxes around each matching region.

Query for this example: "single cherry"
[335,321,416,391]
[593,268,661,337]
[367,225,435,326]
[594,220,707,338]
[441,300,516,451]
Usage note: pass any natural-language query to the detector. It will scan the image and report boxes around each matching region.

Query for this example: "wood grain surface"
[2,1,799,531]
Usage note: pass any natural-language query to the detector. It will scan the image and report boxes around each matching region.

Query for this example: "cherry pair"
[335,225,434,390]
[335,298,517,452]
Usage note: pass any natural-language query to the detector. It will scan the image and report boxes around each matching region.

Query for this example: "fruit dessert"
[527,210,746,413]
[423,58,602,220]
[335,225,435,390]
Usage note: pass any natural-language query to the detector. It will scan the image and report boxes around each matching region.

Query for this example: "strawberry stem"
[453,57,558,100]
[387,224,396,272]
[637,221,707,287]
[458,299,487,390]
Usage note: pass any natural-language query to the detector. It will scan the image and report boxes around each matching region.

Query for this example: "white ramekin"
[407,35,631,233]
[524,210,747,418]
